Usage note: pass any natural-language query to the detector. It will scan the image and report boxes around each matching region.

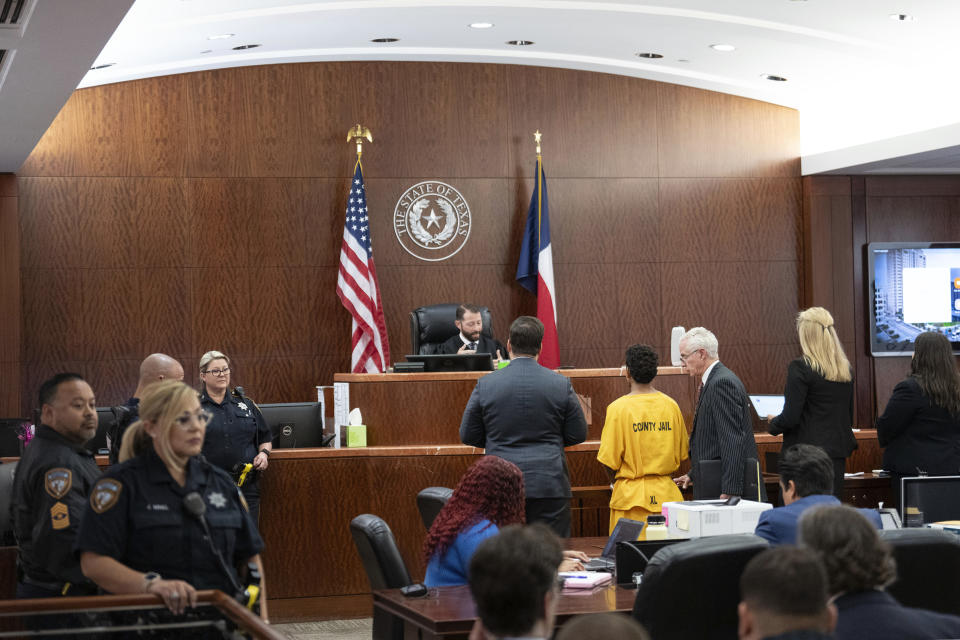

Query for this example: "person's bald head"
[135,354,184,397]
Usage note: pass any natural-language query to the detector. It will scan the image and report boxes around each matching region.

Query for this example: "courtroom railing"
[0,589,284,638]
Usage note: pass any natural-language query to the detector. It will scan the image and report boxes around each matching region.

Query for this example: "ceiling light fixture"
[710,44,736,52]
[371,37,399,43]
[90,63,116,70]
[469,22,494,29]
[635,52,663,59]
[207,33,235,40]
[506,40,534,46]
[889,13,914,21]
[761,74,787,82]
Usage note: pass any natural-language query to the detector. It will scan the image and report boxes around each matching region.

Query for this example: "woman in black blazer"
[768,307,856,500]
[877,331,960,504]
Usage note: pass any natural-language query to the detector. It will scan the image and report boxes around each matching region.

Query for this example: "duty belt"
[21,574,98,596]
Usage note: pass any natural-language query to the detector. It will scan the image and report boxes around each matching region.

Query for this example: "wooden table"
[372,537,636,639]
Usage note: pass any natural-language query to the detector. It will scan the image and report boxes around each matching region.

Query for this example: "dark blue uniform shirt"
[75,449,263,593]
[200,390,271,474]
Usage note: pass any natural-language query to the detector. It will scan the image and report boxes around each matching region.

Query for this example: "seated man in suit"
[468,524,563,640]
[799,504,960,640]
[755,444,881,545]
[438,303,507,362]
[738,547,837,640]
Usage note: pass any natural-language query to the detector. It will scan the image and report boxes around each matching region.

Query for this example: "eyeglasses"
[175,410,213,429]
[679,349,702,362]
[203,367,230,377]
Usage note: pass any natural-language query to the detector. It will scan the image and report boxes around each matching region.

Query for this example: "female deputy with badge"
[76,380,265,617]
[197,350,272,523]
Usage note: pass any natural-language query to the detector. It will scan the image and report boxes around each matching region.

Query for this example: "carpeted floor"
[273,618,373,639]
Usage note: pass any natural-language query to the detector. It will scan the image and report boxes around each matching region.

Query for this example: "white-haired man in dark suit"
[674,327,762,500]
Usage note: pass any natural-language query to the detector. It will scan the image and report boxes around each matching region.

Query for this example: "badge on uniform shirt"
[207,491,227,509]
[237,402,248,411]
[90,478,123,514]
[44,468,73,500]
[50,501,69,529]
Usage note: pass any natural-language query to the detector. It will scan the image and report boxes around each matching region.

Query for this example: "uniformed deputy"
[11,372,102,598]
[77,380,265,617]
[197,350,272,523]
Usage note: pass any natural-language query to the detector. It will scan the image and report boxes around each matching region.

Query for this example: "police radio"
[183,492,261,614]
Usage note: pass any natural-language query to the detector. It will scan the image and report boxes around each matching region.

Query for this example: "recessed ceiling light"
[506,40,534,46]
[761,74,788,82]
[232,44,261,50]
[371,37,399,43]
[710,44,736,52]
[469,22,494,29]
[889,13,914,21]
[635,52,663,59]
[207,33,235,40]
[90,63,115,70]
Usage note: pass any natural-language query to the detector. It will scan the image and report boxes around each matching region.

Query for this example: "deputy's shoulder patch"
[44,468,72,500]
[50,501,69,530]
[90,478,123,514]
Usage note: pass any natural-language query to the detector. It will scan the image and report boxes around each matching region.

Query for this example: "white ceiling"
[6,0,960,174]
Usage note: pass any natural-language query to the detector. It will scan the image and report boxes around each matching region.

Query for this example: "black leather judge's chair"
[350,514,413,640]
[881,528,960,616]
[409,303,493,355]
[417,487,454,531]
[632,534,769,640]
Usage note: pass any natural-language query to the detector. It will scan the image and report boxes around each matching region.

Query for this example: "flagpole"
[534,130,542,245]
[346,123,373,160]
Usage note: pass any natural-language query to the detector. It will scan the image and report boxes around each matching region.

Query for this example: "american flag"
[336,161,391,373]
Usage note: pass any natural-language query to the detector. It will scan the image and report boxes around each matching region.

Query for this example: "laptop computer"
[584,518,645,572]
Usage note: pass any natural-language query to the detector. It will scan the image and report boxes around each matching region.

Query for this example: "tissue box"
[346,424,367,447]
[662,500,772,538]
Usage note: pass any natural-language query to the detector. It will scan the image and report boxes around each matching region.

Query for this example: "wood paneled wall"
[0,174,19,417]
[804,175,960,422]
[15,62,802,413]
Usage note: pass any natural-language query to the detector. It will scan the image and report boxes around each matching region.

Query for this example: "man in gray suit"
[460,316,588,537]
[674,327,762,500]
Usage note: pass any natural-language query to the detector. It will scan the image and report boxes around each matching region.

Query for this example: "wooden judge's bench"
[256,367,890,621]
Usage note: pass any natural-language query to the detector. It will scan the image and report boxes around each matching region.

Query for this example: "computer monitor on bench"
[259,402,325,448]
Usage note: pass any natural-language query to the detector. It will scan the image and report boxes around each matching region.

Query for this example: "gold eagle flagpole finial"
[347,124,373,157]
[533,130,542,156]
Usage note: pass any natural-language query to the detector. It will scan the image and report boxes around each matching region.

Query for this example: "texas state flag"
[516,156,560,369]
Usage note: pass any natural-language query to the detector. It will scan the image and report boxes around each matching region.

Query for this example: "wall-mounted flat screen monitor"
[260,402,324,448]
[900,475,960,526]
[867,242,960,356]
[405,353,494,372]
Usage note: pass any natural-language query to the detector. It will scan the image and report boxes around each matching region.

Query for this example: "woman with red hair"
[424,456,585,587]
[424,456,526,587]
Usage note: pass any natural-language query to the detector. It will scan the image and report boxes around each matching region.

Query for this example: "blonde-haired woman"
[76,380,265,616]
[768,307,856,500]
[199,350,272,523]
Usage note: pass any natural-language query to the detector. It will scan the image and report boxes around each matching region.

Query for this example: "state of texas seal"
[394,181,471,261]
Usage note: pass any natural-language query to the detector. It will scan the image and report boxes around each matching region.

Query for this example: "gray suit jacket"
[459,357,588,499]
[689,362,760,497]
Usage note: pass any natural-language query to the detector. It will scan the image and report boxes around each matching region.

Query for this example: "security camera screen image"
[871,247,960,354]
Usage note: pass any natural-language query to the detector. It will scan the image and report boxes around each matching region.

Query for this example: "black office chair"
[350,514,413,640]
[632,534,769,640]
[881,528,960,616]
[409,303,493,355]
[416,487,453,531]
[0,461,18,546]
